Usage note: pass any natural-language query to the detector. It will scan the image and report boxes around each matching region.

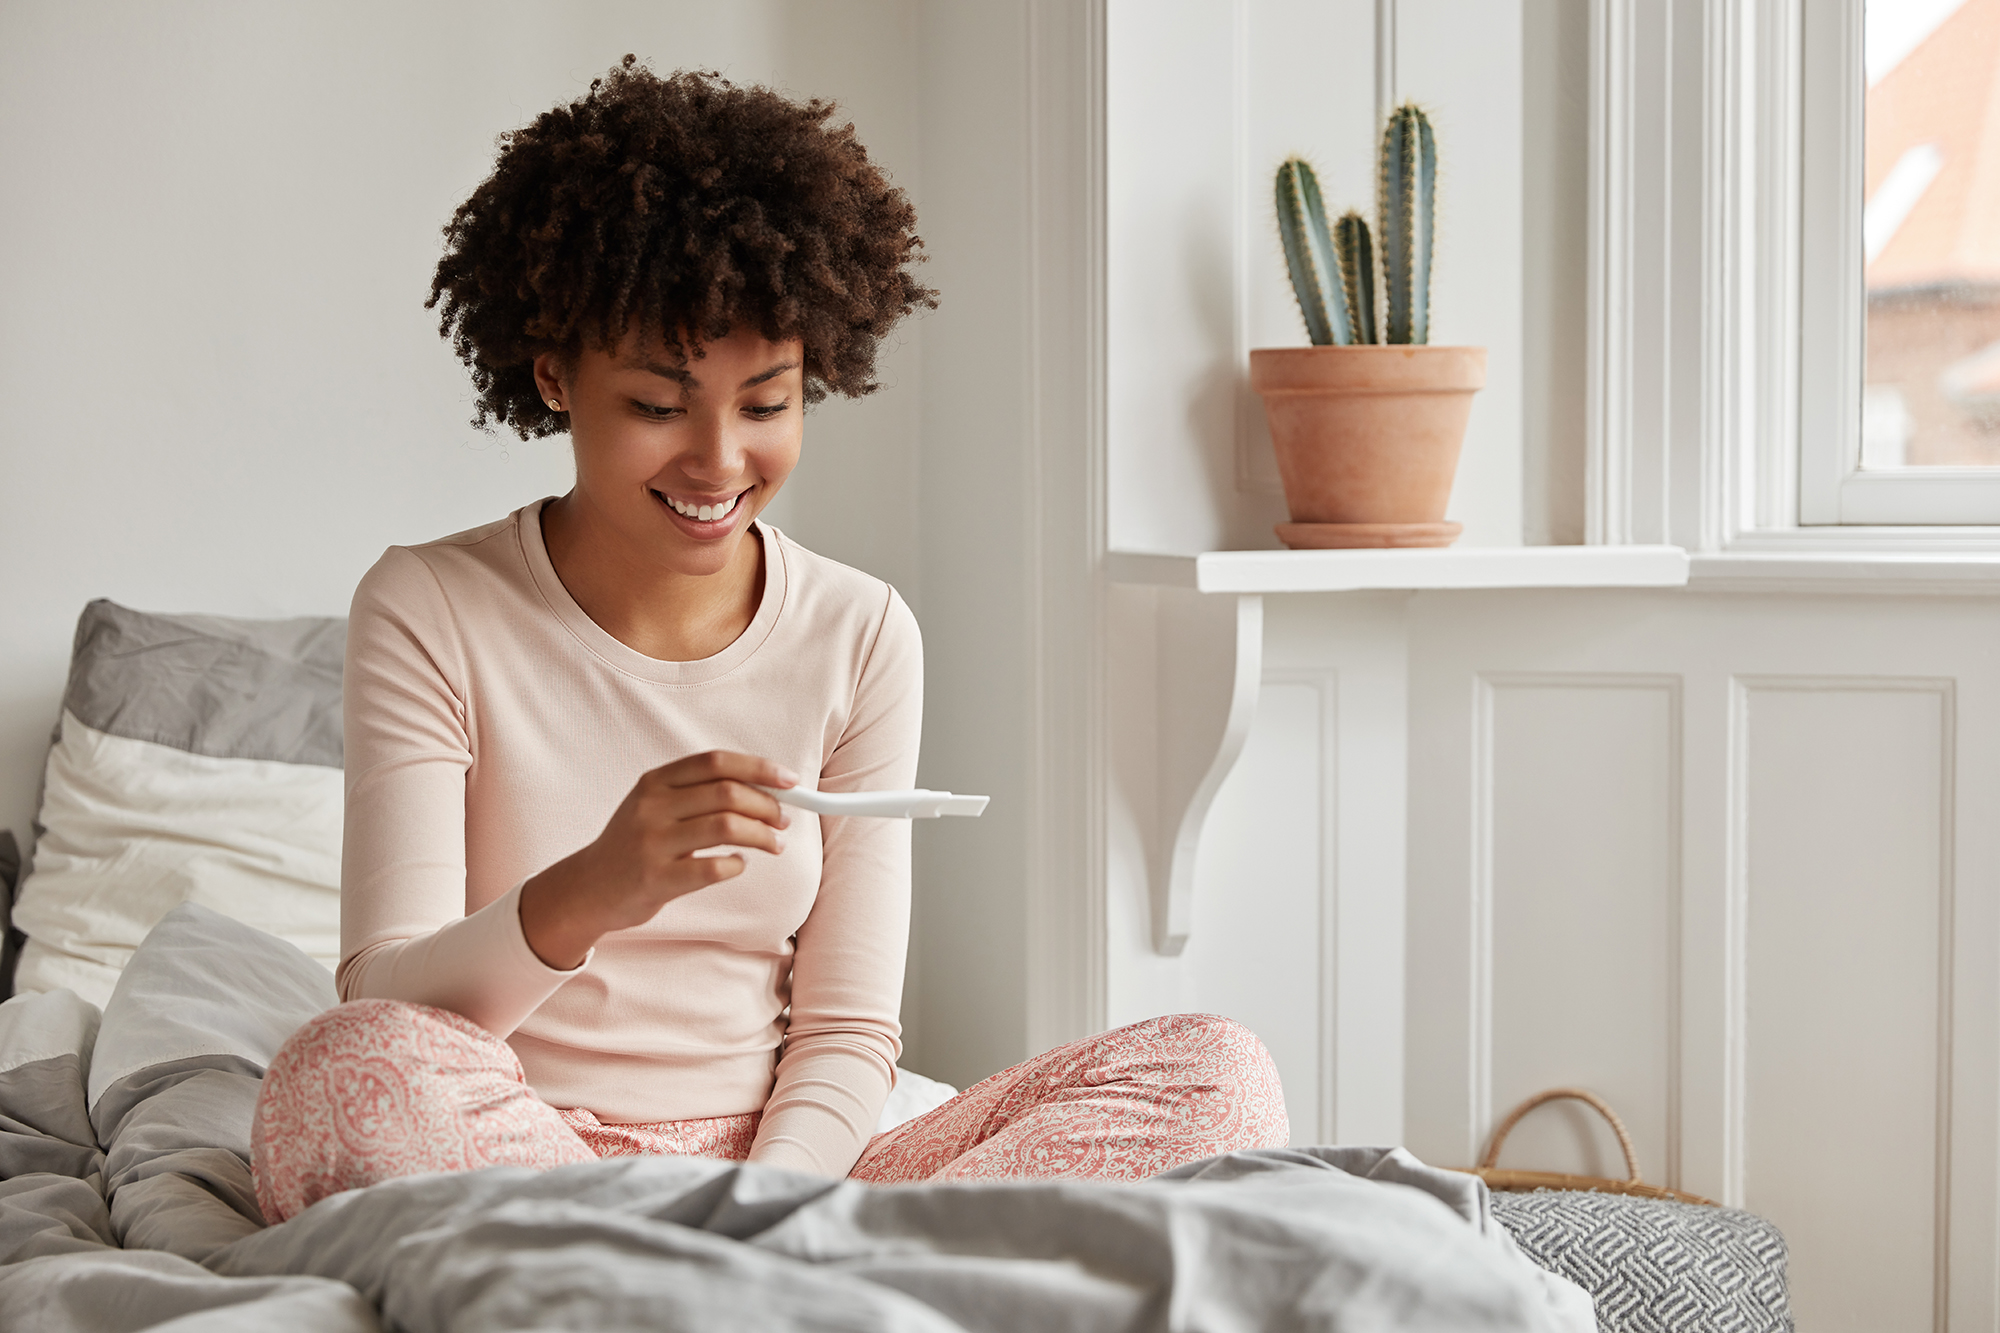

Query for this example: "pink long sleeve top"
[336,500,921,1177]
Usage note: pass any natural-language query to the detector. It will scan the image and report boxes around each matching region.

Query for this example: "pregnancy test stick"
[756,786,990,819]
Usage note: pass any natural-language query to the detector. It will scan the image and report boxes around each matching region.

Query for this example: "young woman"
[252,60,1286,1224]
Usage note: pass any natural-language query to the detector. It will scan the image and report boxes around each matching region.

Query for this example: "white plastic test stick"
[755,786,989,819]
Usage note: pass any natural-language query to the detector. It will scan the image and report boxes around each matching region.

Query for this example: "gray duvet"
[0,907,1593,1332]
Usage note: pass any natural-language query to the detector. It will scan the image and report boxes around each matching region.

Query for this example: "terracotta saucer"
[1276,521,1462,549]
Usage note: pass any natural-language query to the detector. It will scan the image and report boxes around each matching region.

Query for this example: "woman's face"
[536,326,805,578]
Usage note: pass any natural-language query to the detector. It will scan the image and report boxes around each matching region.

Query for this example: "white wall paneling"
[1734,676,1954,1331]
[1188,670,1333,1139]
[1106,588,1409,1147]
[1477,674,1681,1185]
[1274,594,1410,1148]
[1406,588,2000,1329]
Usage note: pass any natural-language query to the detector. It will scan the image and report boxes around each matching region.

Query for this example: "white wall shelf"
[1109,542,1688,958]
[1106,544,1691,594]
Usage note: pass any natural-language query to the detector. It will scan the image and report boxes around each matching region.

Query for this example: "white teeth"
[667,492,739,522]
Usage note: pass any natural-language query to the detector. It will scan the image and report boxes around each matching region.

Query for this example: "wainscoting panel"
[1403,589,2000,1331]
[1106,590,1411,1149]
[1187,674,1332,1142]
[1737,679,1952,1333]
[1480,675,1680,1184]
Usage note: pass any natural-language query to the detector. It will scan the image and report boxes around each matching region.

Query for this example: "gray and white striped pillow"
[9,600,345,1006]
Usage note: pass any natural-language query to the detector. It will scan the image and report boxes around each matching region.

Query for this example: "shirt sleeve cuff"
[341,880,591,1039]
[504,879,594,978]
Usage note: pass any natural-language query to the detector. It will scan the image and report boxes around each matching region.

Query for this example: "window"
[1800,0,2000,525]
[1590,0,2000,547]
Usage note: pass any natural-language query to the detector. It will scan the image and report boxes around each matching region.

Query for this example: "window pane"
[1864,0,2000,468]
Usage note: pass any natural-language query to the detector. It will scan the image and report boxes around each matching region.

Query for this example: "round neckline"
[518,496,787,686]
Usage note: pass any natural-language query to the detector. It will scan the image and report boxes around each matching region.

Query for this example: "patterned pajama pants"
[251,1000,1289,1224]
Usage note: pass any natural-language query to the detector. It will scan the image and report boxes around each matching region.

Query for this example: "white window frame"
[1588,0,2000,551]
[1798,0,2000,526]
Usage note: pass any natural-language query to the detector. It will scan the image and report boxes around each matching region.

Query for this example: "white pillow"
[876,1067,957,1134]
[10,601,344,1008]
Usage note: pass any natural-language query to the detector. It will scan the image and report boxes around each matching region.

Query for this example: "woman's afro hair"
[428,57,937,438]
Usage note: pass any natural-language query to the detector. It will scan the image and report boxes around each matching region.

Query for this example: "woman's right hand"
[519,751,798,970]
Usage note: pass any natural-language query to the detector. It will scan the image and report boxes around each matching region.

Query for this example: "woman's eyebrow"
[738,360,800,389]
[631,359,798,389]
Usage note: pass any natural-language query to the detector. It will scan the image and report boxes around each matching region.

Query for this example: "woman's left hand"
[518,750,798,968]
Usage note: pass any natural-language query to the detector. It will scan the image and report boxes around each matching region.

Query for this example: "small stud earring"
[547,399,562,412]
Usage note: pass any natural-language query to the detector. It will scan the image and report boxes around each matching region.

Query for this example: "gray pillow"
[90,903,336,1260]
[11,600,346,1006]
[60,598,345,769]
[1491,1189,1791,1333]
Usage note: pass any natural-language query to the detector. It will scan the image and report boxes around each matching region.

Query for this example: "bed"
[0,600,1770,1331]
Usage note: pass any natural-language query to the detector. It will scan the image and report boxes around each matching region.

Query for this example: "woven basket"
[1465,1087,1717,1206]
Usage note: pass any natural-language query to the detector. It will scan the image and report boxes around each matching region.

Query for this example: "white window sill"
[1688,551,2000,595]
[1106,544,2000,596]
[1105,546,1690,593]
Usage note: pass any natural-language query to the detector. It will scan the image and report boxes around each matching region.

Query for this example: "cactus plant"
[1275,158,1353,346]
[1275,103,1436,347]
[1333,211,1377,346]
[1377,104,1436,345]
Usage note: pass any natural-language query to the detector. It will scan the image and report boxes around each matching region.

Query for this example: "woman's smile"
[653,486,749,537]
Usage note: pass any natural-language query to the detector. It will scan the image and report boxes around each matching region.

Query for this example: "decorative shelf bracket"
[1108,542,1687,956]
[1151,588,1263,955]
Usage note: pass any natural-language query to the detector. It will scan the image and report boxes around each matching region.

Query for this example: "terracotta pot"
[1250,345,1486,548]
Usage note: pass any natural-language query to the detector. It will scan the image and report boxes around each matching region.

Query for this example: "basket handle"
[1478,1087,1643,1185]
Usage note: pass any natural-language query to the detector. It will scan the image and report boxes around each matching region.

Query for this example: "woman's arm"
[338,547,585,1036]
[748,586,924,1176]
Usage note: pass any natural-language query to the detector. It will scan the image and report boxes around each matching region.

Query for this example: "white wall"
[901,2,1036,1086]
[0,1,924,854]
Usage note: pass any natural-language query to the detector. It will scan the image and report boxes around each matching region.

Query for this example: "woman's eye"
[634,401,683,419]
[745,402,790,419]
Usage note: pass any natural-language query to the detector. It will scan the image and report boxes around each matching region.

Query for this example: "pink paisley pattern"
[556,1106,761,1161]
[253,1004,1286,1223]
[851,1013,1289,1184]
[252,1000,595,1223]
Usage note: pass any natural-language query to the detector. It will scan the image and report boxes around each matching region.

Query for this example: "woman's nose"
[677,412,746,482]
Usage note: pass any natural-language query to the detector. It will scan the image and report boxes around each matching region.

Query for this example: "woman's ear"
[531,353,566,407]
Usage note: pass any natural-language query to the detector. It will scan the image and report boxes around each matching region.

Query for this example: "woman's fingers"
[654,749,799,792]
[684,810,786,858]
[645,754,793,833]
[691,852,747,885]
